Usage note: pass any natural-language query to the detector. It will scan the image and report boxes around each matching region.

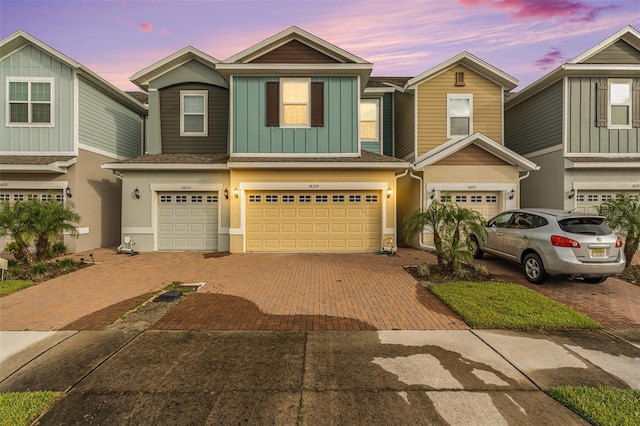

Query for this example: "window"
[360,99,379,141]
[180,90,207,136]
[206,195,218,203]
[282,195,295,203]
[455,195,467,203]
[175,195,187,203]
[447,94,472,138]
[471,195,482,203]
[315,195,328,203]
[299,195,311,203]
[7,78,53,126]
[266,195,278,203]
[249,195,261,203]
[266,79,324,127]
[160,195,172,203]
[191,195,203,203]
[349,195,361,203]
[609,80,632,128]
[365,195,378,203]
[332,195,345,203]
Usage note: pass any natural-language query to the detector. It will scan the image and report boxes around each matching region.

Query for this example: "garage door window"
[282,195,295,203]
[176,195,187,203]
[316,195,328,203]
[266,195,278,203]
[332,195,345,203]
[366,195,378,203]
[249,195,261,203]
[349,195,361,202]
[299,195,311,203]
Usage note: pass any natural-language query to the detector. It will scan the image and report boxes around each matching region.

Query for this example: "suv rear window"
[558,217,612,236]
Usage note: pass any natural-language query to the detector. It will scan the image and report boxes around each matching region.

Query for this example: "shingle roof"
[366,76,411,88]
[126,91,149,104]
[114,154,229,164]
[0,155,75,165]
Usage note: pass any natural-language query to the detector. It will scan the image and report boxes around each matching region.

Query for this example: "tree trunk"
[18,243,34,266]
[433,232,444,266]
[35,234,49,261]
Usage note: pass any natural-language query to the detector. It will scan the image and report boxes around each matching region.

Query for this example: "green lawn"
[428,281,601,329]
[0,280,34,298]
[0,391,60,426]
[548,385,640,426]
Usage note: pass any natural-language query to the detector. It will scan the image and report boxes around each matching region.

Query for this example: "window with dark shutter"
[311,82,324,127]
[266,81,279,126]
[596,81,607,127]
[633,83,640,128]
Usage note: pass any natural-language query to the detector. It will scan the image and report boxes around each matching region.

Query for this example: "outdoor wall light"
[134,188,140,199]
[233,187,239,198]
[386,187,393,198]
[508,188,515,200]
[430,188,436,200]
[65,187,72,198]
[568,188,575,199]
[224,188,229,199]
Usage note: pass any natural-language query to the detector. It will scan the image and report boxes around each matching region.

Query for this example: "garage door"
[575,191,640,214]
[245,191,382,252]
[158,192,218,251]
[442,192,501,219]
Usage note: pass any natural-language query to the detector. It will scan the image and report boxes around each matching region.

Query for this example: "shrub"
[29,262,47,276]
[58,258,77,270]
[49,241,68,258]
[598,193,640,268]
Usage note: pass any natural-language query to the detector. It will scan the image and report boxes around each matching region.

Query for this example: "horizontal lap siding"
[159,83,229,154]
[505,80,563,155]
[0,45,74,153]
[79,80,142,158]
[233,76,357,154]
[417,65,503,157]
[567,77,640,154]
[433,144,509,166]
[583,40,640,64]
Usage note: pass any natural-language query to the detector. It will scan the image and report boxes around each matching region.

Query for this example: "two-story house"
[505,26,640,213]
[388,52,538,245]
[0,31,146,253]
[104,27,409,253]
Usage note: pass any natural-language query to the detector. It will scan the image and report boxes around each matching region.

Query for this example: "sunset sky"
[2,0,639,92]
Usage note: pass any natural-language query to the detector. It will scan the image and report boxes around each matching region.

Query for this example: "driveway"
[0,248,466,331]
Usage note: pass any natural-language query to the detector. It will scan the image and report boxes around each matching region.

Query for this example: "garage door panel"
[576,191,640,214]
[245,190,381,252]
[447,191,501,220]
[158,192,218,251]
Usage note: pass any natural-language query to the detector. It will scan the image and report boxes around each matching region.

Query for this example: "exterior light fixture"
[508,189,515,200]
[65,187,72,198]
[430,188,436,200]
[224,188,229,199]
[134,188,140,199]
[233,187,239,198]
[386,187,393,198]
[568,189,575,199]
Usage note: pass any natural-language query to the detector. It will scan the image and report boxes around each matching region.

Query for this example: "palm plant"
[598,193,640,268]
[404,200,449,266]
[30,198,80,261]
[0,200,36,265]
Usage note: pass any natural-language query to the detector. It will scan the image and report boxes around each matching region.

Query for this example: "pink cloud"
[534,48,567,70]
[137,22,153,32]
[459,0,617,22]
[161,29,170,36]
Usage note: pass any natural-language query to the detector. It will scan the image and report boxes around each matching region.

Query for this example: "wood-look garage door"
[246,191,382,252]
[158,192,218,251]
[443,192,501,219]
[575,191,640,214]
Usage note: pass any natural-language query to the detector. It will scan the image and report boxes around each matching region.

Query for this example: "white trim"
[566,160,640,169]
[572,181,640,191]
[122,227,153,234]
[524,145,563,159]
[228,161,407,169]
[229,75,234,155]
[78,144,128,161]
[0,151,76,156]
[102,163,228,171]
[76,227,89,235]
[357,76,362,154]
[446,93,473,139]
[216,63,372,72]
[569,26,640,64]
[74,72,79,155]
[0,181,67,190]
[180,90,208,136]
[280,78,311,129]
[608,79,633,129]
[563,76,569,158]
[150,183,223,192]
[364,87,395,93]
[425,182,516,211]
[229,152,359,158]
[6,77,55,127]
[360,98,380,143]
[565,152,640,158]
[414,83,419,159]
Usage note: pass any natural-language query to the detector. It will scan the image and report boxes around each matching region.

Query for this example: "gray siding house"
[0,30,146,253]
[505,26,640,213]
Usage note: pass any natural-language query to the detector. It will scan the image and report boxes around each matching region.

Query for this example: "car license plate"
[591,248,606,257]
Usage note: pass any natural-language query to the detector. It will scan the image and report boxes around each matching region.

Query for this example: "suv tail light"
[551,235,581,248]
[616,237,623,248]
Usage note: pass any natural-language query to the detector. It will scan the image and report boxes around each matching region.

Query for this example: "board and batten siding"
[417,65,503,157]
[232,76,358,154]
[78,79,142,159]
[0,44,74,153]
[159,83,229,154]
[567,77,640,154]
[393,91,414,159]
[505,80,563,155]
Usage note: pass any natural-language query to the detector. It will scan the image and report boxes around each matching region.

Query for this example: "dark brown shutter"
[633,83,640,128]
[311,82,324,127]
[266,81,279,126]
[596,81,608,127]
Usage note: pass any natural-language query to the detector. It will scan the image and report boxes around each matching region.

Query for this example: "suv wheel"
[470,237,483,259]
[523,253,548,284]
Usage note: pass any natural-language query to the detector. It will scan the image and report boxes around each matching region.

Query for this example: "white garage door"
[442,192,501,219]
[245,191,382,252]
[158,192,218,251]
[575,191,640,214]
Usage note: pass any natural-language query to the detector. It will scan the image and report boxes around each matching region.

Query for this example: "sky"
[1,0,639,92]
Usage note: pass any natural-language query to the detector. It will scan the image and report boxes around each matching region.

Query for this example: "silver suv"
[470,209,625,284]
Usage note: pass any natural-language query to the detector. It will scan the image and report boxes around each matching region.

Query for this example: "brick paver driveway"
[0,248,468,331]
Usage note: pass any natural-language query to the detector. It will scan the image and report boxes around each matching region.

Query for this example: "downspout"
[409,170,435,251]
[394,169,409,251]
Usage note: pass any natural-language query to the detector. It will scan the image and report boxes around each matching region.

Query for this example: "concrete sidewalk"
[2,329,639,424]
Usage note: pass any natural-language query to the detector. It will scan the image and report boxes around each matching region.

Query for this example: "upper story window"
[266,79,324,128]
[447,94,472,138]
[180,90,207,136]
[360,99,379,141]
[6,77,54,126]
[609,80,632,129]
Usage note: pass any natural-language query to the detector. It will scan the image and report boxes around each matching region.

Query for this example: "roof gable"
[580,39,640,65]
[249,39,340,64]
[570,25,640,64]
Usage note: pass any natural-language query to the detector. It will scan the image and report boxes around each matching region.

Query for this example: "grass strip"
[0,280,34,298]
[428,281,601,329]
[0,391,60,426]
[548,385,640,426]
